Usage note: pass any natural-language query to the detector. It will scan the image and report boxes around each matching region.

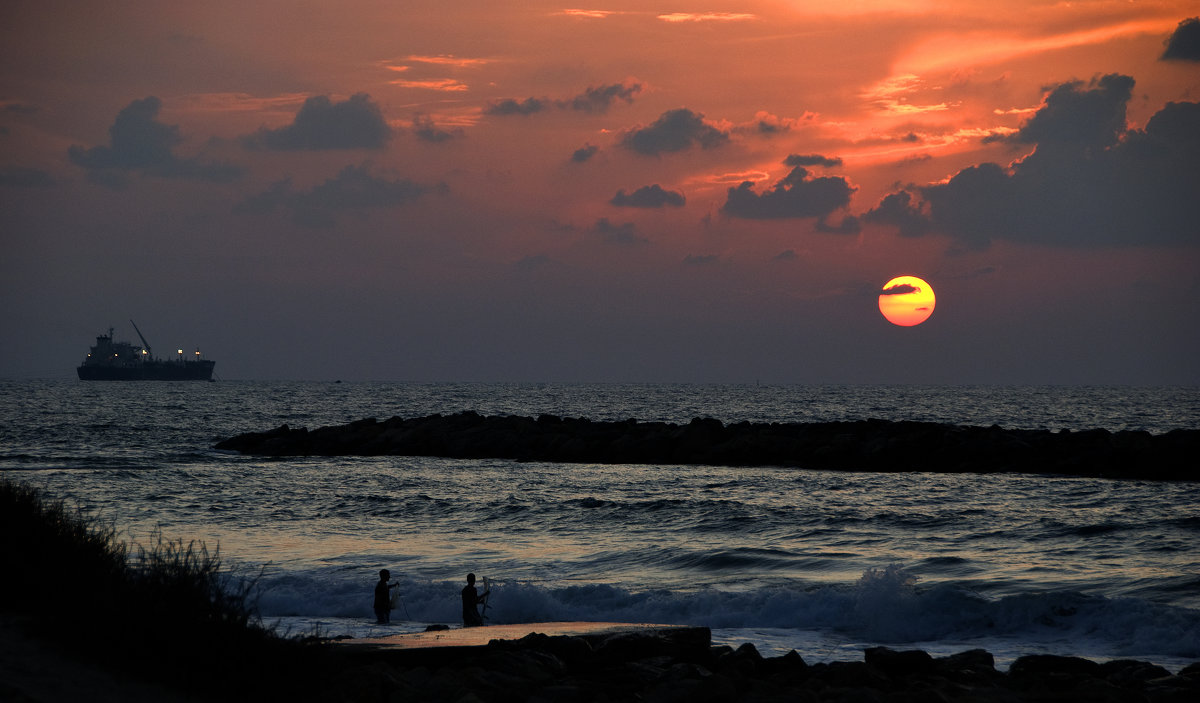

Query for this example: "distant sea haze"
[3,381,1198,671]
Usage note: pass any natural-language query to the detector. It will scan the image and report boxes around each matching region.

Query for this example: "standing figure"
[461,572,490,627]
[374,569,398,624]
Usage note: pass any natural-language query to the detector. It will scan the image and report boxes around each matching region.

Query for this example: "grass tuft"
[0,478,317,695]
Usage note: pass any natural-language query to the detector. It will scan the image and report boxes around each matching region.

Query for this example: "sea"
[3,380,1199,672]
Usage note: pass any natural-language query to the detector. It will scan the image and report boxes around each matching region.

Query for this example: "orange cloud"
[554,9,617,19]
[389,79,470,92]
[737,110,818,135]
[897,17,1178,75]
[658,13,756,23]
[861,74,954,115]
[168,92,311,113]
[994,106,1038,116]
[404,55,491,68]
[779,0,937,15]
[705,171,771,185]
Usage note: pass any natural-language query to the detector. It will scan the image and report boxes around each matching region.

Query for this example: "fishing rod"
[396,588,412,620]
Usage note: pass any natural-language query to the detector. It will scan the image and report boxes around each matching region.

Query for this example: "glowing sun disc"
[879,275,935,326]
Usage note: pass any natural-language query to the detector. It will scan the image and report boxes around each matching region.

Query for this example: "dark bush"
[0,479,314,694]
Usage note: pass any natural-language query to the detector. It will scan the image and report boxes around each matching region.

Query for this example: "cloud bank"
[721,162,854,221]
[234,163,437,227]
[610,184,685,208]
[785,154,843,168]
[571,144,599,163]
[590,218,647,245]
[1162,17,1200,61]
[865,74,1200,248]
[68,97,243,187]
[411,114,462,143]
[620,108,729,155]
[486,82,643,116]
[241,93,391,150]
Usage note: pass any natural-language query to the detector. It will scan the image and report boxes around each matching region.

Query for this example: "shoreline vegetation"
[216,412,1200,480]
[3,479,1199,701]
[0,478,316,699]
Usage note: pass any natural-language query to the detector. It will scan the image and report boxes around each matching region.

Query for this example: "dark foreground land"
[216,412,1200,480]
[3,478,1199,702]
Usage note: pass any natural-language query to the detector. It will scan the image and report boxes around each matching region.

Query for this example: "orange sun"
[878,275,935,326]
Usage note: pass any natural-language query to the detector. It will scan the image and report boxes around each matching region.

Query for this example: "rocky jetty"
[320,626,1200,702]
[215,412,1199,480]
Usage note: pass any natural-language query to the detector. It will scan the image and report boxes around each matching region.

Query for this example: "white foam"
[256,564,1200,670]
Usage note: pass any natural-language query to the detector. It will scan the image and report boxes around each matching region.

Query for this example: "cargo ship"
[77,321,215,380]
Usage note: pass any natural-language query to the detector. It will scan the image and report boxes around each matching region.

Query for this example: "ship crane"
[129,320,152,360]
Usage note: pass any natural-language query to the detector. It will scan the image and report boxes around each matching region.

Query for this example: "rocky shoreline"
[320,626,1200,702]
[215,412,1199,480]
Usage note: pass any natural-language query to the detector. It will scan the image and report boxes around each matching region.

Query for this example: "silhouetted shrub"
[0,478,312,694]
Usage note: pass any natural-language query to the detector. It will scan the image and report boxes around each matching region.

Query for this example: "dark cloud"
[814,214,861,235]
[234,163,437,228]
[3,102,39,115]
[67,96,243,187]
[683,254,719,265]
[241,93,390,150]
[918,163,1014,248]
[741,111,816,137]
[784,153,843,168]
[487,82,642,117]
[755,119,785,136]
[896,153,934,166]
[721,165,854,220]
[571,144,599,163]
[620,108,729,155]
[484,97,549,116]
[411,114,462,143]
[1162,17,1200,61]
[862,190,931,238]
[880,283,919,295]
[752,114,789,136]
[1012,73,1133,149]
[590,217,647,245]
[773,249,798,261]
[566,82,642,113]
[0,165,55,188]
[610,184,685,208]
[865,75,1200,248]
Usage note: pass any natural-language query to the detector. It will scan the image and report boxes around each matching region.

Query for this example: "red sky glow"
[1,1,1197,383]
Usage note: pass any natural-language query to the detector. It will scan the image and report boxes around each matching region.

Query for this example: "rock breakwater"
[215,412,1199,480]
[321,626,1200,703]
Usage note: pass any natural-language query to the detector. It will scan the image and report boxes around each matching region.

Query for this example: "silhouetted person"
[374,569,398,624]
[461,572,489,627]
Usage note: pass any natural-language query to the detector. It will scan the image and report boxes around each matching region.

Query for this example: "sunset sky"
[3,1,1198,383]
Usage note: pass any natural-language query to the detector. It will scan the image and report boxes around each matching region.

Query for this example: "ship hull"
[77,361,215,381]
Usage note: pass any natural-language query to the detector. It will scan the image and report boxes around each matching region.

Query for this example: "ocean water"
[3,380,1199,671]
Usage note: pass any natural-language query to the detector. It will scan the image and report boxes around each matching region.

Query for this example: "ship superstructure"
[77,321,215,380]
